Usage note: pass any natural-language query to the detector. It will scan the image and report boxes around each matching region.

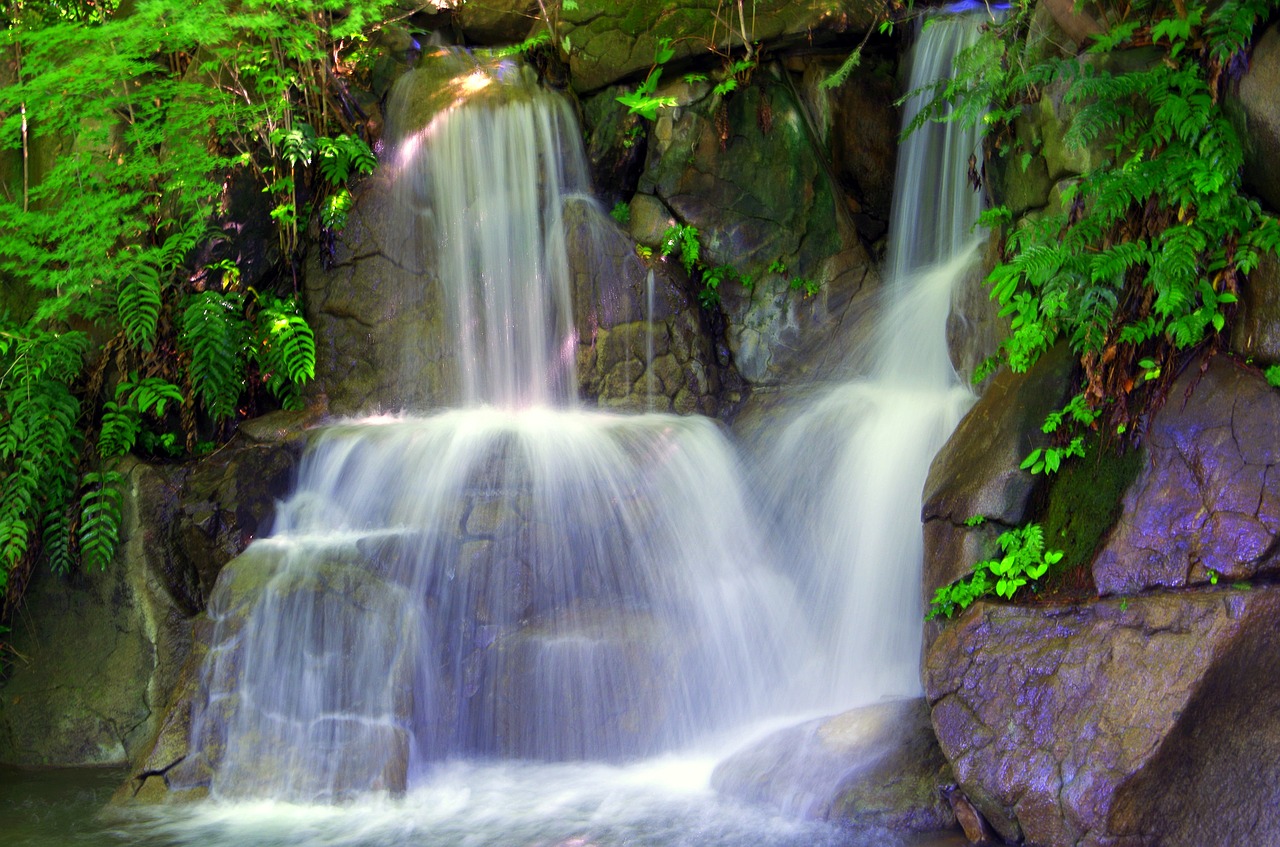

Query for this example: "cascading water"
[761,10,986,709]
[141,9,990,847]
[182,52,803,804]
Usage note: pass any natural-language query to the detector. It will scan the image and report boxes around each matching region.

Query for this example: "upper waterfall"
[387,56,587,408]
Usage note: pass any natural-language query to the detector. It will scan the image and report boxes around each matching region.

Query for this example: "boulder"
[796,50,900,244]
[1237,23,1280,213]
[925,586,1280,847]
[712,699,956,834]
[560,0,875,94]
[921,345,1075,598]
[1092,357,1280,595]
[639,75,880,385]
[564,199,737,415]
[305,171,450,415]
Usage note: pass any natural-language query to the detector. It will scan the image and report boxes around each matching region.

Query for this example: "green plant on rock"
[921,1,1280,622]
[927,524,1062,620]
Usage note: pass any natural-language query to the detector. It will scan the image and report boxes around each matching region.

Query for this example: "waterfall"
[761,9,986,708]
[184,54,805,803]
[167,7,989,841]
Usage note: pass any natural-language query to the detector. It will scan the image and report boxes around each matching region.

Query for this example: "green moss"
[1040,435,1145,590]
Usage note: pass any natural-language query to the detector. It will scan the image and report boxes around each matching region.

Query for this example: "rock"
[1237,23,1280,213]
[1230,249,1280,363]
[1039,0,1104,46]
[1092,357,1280,594]
[173,549,418,799]
[305,171,450,415]
[560,0,875,94]
[712,699,956,834]
[456,0,537,45]
[946,233,1010,389]
[797,50,899,243]
[925,586,1280,847]
[564,199,732,415]
[921,345,1075,598]
[581,85,648,209]
[640,76,879,385]
[0,460,192,767]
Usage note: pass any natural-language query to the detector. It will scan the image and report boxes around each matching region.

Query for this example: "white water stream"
[135,8,990,847]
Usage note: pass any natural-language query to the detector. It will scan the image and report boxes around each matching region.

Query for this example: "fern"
[78,471,125,571]
[117,263,163,351]
[253,296,316,408]
[182,291,249,420]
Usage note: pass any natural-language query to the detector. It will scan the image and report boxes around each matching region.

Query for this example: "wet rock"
[925,586,1280,847]
[1237,23,1280,213]
[712,699,956,834]
[0,459,192,767]
[560,0,874,94]
[797,51,899,243]
[946,233,1010,389]
[563,199,731,415]
[456,0,537,45]
[640,76,879,385]
[305,171,451,415]
[482,609,690,760]
[1230,249,1280,363]
[921,345,1075,598]
[581,85,648,208]
[1092,357,1280,594]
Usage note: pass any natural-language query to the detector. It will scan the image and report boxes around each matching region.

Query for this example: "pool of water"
[2,760,966,847]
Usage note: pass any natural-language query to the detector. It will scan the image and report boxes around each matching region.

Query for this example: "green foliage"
[0,0,373,599]
[949,2,1280,437]
[610,201,631,225]
[927,524,1062,620]
[617,38,678,121]
[253,296,316,409]
[1266,364,1280,388]
[78,471,124,572]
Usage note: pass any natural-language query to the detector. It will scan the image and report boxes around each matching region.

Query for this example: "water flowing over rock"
[1092,357,1280,595]
[752,10,983,709]
[925,588,1280,847]
[711,699,956,833]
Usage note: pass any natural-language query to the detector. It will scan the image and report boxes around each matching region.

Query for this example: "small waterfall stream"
[762,11,985,709]
[134,8,989,847]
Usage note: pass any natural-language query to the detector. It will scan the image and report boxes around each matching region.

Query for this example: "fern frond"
[117,263,163,351]
[181,291,249,420]
[78,470,124,571]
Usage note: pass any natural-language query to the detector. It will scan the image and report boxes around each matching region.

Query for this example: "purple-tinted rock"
[1092,357,1280,594]
[925,586,1280,847]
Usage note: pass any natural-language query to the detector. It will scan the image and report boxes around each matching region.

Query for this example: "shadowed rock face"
[559,0,874,94]
[924,587,1280,847]
[1093,357,1280,595]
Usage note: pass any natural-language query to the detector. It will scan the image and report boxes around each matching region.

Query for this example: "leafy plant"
[611,201,631,225]
[927,524,1062,620]
[0,0,383,606]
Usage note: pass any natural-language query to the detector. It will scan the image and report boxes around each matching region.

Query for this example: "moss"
[1039,435,1145,593]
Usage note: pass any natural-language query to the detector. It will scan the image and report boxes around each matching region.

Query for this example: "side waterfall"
[762,11,985,708]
